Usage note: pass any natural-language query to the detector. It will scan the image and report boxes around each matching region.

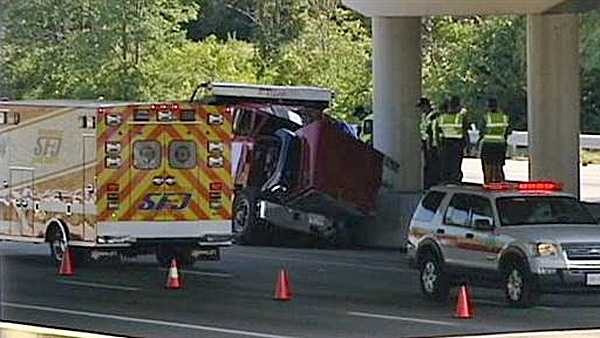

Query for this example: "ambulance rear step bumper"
[71,235,232,248]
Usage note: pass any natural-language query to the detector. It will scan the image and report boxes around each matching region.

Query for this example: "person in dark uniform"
[437,96,469,183]
[478,98,511,184]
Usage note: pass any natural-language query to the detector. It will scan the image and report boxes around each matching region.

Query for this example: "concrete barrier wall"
[353,191,422,250]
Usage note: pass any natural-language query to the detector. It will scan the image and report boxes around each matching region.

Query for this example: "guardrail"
[466,129,600,152]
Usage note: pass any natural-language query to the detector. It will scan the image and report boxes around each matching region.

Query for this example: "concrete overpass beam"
[373,16,422,191]
[527,14,580,196]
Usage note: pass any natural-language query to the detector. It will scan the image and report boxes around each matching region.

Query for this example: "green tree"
[271,3,372,121]
[423,16,527,129]
[142,36,258,100]
[0,0,197,100]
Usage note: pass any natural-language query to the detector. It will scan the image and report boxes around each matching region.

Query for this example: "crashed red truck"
[209,83,400,247]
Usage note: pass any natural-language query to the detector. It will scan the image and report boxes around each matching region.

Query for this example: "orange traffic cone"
[58,248,74,276]
[165,258,182,289]
[274,268,292,301]
[455,284,474,319]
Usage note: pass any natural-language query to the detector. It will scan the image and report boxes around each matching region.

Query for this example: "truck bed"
[285,119,384,218]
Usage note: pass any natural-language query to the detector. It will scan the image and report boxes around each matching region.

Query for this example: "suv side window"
[445,193,471,227]
[470,195,495,227]
[413,191,446,222]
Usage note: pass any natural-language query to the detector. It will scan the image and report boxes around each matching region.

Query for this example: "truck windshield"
[497,196,597,226]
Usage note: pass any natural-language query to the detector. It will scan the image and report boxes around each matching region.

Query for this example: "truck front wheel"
[233,190,264,245]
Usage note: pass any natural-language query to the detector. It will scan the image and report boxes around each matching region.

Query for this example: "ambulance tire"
[233,190,263,246]
[48,223,68,266]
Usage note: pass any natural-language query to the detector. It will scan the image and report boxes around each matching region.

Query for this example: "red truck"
[198,83,399,247]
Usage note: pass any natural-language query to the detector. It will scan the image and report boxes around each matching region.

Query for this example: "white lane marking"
[159,268,233,278]
[0,322,121,338]
[347,311,458,326]
[229,253,408,272]
[457,329,600,337]
[56,280,140,292]
[2,302,298,338]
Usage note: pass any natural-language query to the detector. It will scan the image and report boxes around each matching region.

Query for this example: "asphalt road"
[3,243,600,338]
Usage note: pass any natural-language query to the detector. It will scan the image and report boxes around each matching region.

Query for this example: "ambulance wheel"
[233,190,262,245]
[48,224,68,265]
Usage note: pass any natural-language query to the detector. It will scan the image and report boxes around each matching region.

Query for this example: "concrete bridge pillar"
[527,14,580,196]
[373,16,422,192]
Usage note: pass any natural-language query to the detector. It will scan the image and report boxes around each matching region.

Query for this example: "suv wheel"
[503,260,540,308]
[419,252,449,302]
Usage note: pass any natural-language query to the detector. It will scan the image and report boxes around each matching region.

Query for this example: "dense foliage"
[1,1,599,131]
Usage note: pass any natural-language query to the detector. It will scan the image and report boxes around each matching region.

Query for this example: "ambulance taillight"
[106,183,119,210]
[209,182,223,210]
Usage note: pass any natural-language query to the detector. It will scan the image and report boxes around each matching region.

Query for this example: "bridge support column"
[373,16,422,191]
[527,14,580,196]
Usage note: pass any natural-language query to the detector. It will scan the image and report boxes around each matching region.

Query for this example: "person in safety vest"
[477,98,511,184]
[418,97,440,189]
[436,96,469,183]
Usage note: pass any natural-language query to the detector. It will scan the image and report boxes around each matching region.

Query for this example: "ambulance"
[0,99,233,265]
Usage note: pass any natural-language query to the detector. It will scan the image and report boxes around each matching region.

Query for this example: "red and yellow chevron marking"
[96,102,232,223]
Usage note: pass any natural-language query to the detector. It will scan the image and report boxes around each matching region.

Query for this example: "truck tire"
[419,251,450,302]
[233,190,265,246]
[503,259,540,308]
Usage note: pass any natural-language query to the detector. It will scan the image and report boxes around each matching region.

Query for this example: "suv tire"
[503,260,540,308]
[419,251,450,302]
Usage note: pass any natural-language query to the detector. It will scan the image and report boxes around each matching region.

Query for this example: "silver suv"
[407,182,600,307]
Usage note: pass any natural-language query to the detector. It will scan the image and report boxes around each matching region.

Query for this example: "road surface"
[3,243,600,337]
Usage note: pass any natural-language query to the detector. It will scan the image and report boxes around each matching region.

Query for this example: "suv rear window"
[413,191,445,222]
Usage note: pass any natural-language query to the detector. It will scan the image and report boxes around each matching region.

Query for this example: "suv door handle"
[436,229,445,234]
[465,233,474,239]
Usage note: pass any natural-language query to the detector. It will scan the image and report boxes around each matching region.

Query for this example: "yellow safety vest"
[483,111,509,143]
[438,112,464,139]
